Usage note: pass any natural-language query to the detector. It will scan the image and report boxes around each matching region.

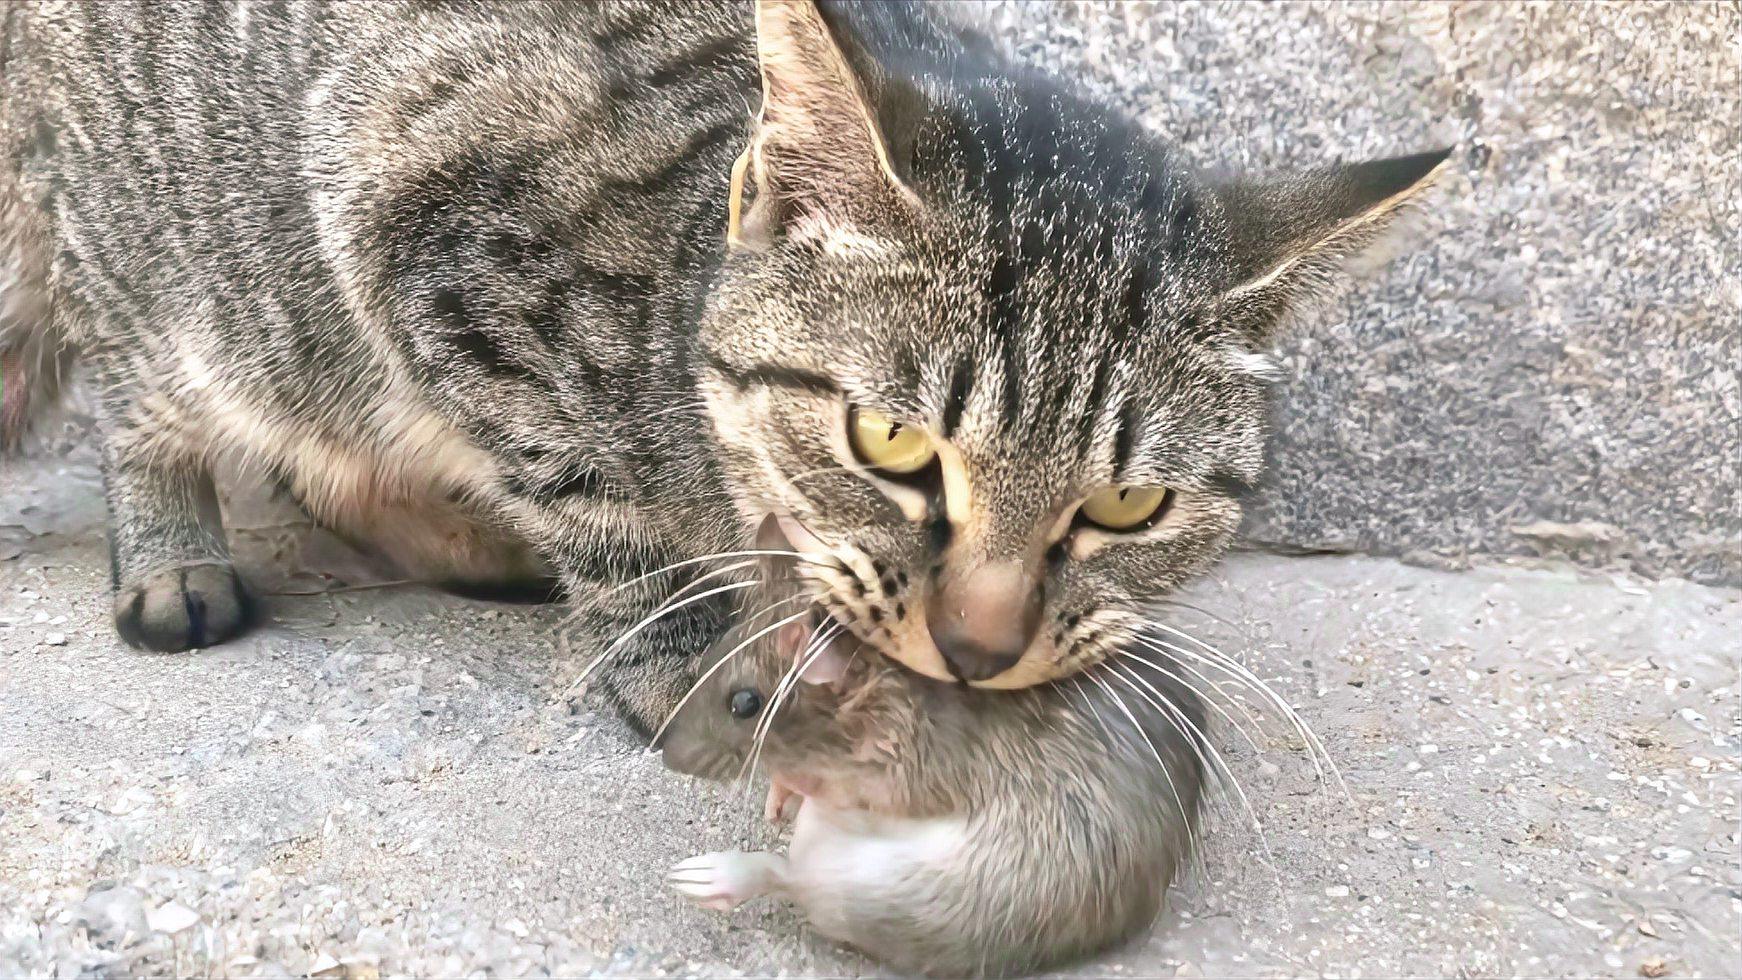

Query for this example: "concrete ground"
[3,430,1738,978]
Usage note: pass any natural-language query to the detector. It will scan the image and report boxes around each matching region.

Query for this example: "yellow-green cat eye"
[1079,484,1170,530]
[849,408,936,474]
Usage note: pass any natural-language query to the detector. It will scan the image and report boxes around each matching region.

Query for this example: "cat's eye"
[1079,485,1172,531]
[849,408,936,475]
[729,688,762,719]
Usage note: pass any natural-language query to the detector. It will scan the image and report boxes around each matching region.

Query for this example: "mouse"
[659,569,1206,977]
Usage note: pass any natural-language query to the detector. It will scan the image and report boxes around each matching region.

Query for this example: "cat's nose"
[926,562,1042,682]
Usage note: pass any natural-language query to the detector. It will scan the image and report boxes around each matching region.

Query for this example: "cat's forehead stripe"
[703,350,838,396]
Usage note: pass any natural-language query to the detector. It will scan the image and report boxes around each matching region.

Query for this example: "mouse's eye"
[729,688,762,719]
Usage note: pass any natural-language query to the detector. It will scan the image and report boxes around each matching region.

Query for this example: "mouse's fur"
[662,574,1204,977]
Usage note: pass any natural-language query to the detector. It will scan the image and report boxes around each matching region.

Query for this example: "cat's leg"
[97,407,255,652]
[668,851,789,911]
[357,501,559,602]
[293,473,560,602]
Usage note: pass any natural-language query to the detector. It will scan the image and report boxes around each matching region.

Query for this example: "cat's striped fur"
[0,0,1445,733]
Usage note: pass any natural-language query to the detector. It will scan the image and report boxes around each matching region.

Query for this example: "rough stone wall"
[971,1,1739,585]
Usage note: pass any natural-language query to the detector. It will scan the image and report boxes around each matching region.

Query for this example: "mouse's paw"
[668,851,786,911]
[764,781,803,824]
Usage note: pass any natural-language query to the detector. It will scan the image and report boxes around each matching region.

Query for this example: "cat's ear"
[1211,148,1453,344]
[731,0,919,250]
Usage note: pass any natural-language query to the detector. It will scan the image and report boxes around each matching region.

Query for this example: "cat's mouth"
[762,511,961,685]
[758,513,877,668]
[762,511,1070,690]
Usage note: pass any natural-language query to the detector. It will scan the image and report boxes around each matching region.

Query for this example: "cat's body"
[3,1,758,719]
[1,0,754,588]
[1,0,1445,734]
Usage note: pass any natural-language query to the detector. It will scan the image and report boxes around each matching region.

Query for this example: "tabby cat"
[0,0,1445,734]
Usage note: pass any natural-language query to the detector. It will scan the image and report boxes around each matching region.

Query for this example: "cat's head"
[699,0,1447,687]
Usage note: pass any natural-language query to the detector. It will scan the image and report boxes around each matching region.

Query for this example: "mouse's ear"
[776,618,810,661]
[794,628,855,686]
[776,617,844,683]
[755,512,789,552]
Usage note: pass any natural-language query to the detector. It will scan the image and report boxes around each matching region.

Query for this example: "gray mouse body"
[660,579,1205,977]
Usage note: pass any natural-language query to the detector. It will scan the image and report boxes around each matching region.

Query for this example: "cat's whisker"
[1103,612,1275,747]
[785,465,855,486]
[758,621,843,758]
[1080,668,1194,838]
[640,399,710,420]
[1117,648,1270,767]
[1106,658,1217,776]
[1107,660,1287,904]
[1148,597,1248,636]
[1141,632,1330,785]
[1113,635,1274,756]
[1155,626,1345,798]
[1067,671,1190,880]
[555,544,833,644]
[740,620,841,789]
[552,557,758,635]
[1066,677,1117,743]
[564,579,760,696]
[648,602,812,747]
[603,549,830,598]
[1140,625,1349,802]
[1083,665,1212,868]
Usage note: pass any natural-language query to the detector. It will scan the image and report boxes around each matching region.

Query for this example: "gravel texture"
[968,0,1741,586]
[4,435,1738,977]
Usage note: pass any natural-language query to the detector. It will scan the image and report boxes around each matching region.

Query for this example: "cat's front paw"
[668,851,785,911]
[114,561,257,652]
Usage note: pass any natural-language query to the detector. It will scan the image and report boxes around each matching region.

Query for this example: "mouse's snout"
[658,695,739,780]
[661,736,739,781]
